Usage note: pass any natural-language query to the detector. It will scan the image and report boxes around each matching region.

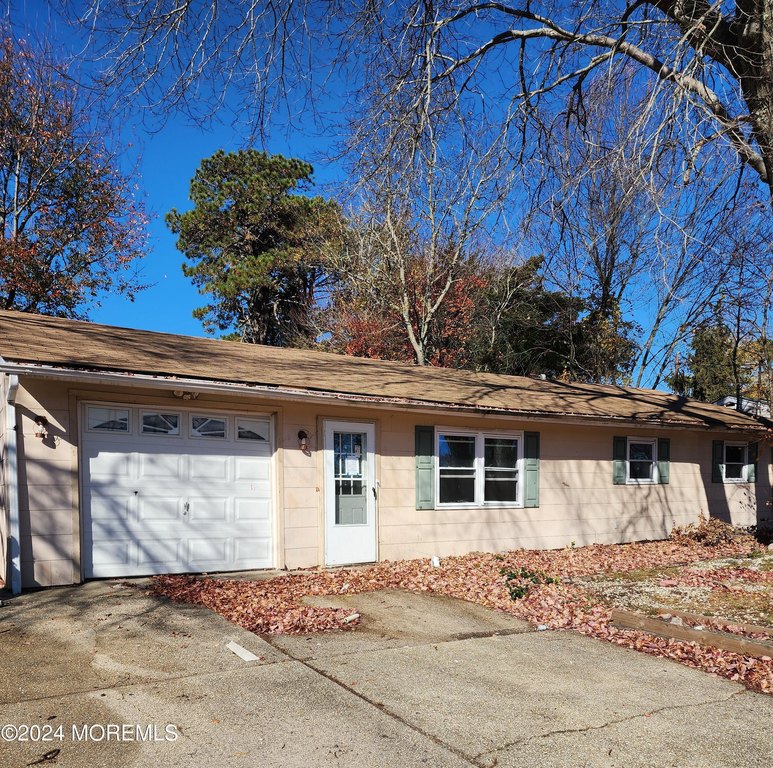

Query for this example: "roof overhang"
[1,359,768,435]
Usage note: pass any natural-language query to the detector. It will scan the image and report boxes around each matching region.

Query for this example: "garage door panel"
[89,536,133,567]
[234,538,271,565]
[235,457,270,482]
[189,455,230,480]
[138,452,183,481]
[88,493,133,522]
[137,496,181,521]
[87,450,133,479]
[235,498,271,521]
[187,496,228,521]
[136,538,185,567]
[188,537,229,567]
[82,405,274,578]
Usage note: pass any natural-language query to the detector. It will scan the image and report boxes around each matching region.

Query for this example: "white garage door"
[81,403,274,578]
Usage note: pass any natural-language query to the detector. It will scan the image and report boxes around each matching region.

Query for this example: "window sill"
[435,503,524,509]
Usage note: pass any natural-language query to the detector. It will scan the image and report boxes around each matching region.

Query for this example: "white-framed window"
[190,414,227,439]
[722,442,748,482]
[86,406,130,433]
[627,437,658,484]
[435,429,523,507]
[141,411,181,436]
[236,417,270,441]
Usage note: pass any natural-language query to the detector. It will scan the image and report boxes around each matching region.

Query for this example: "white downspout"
[6,374,21,594]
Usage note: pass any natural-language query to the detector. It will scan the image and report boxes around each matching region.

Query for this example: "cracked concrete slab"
[305,628,773,767]
[487,692,771,768]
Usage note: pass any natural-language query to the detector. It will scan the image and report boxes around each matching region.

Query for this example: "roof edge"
[1,361,768,434]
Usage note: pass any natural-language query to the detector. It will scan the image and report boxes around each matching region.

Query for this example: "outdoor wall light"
[172,390,199,401]
[298,430,310,452]
[33,415,48,439]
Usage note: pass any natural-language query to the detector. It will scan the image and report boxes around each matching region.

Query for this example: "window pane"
[237,418,268,441]
[629,443,653,462]
[485,438,518,469]
[141,412,180,435]
[725,445,745,464]
[335,432,364,478]
[484,468,518,502]
[629,461,653,480]
[439,470,475,503]
[725,463,744,479]
[191,416,226,438]
[439,435,475,468]
[88,407,129,432]
[628,441,654,481]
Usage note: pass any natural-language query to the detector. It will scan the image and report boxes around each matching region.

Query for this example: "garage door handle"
[183,502,190,515]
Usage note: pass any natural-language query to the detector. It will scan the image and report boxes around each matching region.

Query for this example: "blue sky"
[10,1,345,337]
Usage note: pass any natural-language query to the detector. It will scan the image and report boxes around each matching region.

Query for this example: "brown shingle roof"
[0,310,766,431]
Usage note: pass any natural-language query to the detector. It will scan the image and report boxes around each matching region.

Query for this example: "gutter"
[0,359,766,435]
[5,374,21,594]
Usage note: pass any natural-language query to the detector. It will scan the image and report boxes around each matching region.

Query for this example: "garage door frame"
[78,398,277,578]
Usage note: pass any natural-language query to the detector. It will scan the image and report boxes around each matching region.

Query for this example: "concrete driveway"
[0,581,771,768]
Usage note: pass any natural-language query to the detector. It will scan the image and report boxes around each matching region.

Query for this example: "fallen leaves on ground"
[149,534,773,695]
[671,614,772,642]
[654,566,773,589]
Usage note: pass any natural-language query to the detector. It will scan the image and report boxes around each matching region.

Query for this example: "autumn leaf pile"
[669,513,743,547]
[150,534,773,695]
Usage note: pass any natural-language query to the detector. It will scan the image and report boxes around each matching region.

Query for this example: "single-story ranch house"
[1,310,770,594]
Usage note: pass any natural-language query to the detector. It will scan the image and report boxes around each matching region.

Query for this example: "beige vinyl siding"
[280,411,319,569]
[11,374,771,587]
[13,379,77,587]
[378,418,764,559]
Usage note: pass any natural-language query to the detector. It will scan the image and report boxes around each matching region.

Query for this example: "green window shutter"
[523,432,540,508]
[748,441,758,483]
[711,440,724,483]
[613,436,627,485]
[415,426,435,509]
[657,438,670,484]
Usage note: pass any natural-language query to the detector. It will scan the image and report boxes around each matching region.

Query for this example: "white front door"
[324,421,377,566]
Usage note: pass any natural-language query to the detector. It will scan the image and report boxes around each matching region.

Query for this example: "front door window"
[334,432,367,525]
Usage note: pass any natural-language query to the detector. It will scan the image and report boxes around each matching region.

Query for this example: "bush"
[669,513,739,547]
